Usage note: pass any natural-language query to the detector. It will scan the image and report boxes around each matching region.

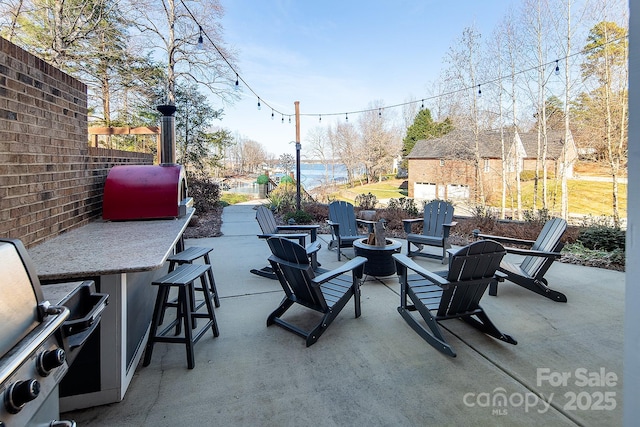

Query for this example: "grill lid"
[0,240,45,357]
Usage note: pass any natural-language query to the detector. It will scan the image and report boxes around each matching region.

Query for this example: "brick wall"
[0,37,153,247]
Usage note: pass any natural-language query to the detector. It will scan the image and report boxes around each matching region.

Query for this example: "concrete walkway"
[64,201,624,426]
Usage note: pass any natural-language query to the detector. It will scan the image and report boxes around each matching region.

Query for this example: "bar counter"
[28,209,195,411]
[30,209,194,280]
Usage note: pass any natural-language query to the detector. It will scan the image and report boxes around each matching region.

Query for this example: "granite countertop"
[29,209,194,281]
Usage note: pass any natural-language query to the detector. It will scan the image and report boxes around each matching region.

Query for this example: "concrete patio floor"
[63,201,624,426]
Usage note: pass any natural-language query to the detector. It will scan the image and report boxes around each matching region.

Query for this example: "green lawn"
[331,178,627,218]
[511,179,627,217]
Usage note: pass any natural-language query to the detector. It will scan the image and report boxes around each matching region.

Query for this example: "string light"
[182,0,626,126]
[378,108,382,118]
[288,116,291,124]
[271,109,274,120]
[197,25,203,49]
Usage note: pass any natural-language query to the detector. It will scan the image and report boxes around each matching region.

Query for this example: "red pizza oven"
[102,164,192,220]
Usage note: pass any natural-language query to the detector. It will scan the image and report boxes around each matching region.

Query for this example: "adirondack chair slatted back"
[438,240,505,318]
[256,206,278,234]
[422,200,454,238]
[329,201,359,237]
[267,238,328,312]
[519,218,567,278]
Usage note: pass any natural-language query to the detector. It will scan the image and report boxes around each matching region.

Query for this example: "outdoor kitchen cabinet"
[28,208,194,411]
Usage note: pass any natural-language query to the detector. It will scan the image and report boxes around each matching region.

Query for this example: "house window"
[439,159,445,167]
[484,159,490,172]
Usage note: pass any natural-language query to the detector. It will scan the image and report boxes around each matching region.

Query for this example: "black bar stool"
[168,246,220,307]
[143,264,219,369]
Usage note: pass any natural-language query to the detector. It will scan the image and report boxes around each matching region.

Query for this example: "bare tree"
[128,0,237,105]
[577,2,628,226]
[358,101,401,183]
[444,25,485,204]
[327,122,362,185]
[305,126,332,183]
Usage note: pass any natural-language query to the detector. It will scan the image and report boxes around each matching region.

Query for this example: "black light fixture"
[197,25,203,49]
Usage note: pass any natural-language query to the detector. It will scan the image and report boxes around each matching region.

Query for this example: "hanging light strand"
[181,0,626,123]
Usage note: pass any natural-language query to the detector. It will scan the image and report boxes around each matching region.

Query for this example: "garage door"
[414,182,436,200]
[447,184,470,200]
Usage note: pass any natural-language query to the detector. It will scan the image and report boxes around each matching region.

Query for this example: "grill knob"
[4,379,40,413]
[37,348,66,377]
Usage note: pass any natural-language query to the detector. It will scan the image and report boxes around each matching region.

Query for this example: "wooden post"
[295,101,301,211]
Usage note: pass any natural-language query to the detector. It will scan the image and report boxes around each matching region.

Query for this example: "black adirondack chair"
[251,206,321,279]
[474,217,568,302]
[266,237,367,347]
[403,200,457,263]
[327,201,375,261]
[393,240,517,357]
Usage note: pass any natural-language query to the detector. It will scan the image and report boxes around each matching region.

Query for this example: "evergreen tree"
[402,108,452,160]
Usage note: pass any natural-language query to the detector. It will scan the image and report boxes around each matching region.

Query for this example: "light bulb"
[319,115,322,123]
[235,74,239,90]
[257,99,261,110]
[555,60,560,76]
[345,113,348,122]
[271,110,274,120]
[477,85,482,97]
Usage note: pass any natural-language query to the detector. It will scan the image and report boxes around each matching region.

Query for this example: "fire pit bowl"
[353,238,402,277]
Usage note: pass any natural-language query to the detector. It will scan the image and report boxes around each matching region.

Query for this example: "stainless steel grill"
[0,239,107,426]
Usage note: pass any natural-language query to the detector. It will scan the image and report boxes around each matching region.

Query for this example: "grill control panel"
[0,336,68,426]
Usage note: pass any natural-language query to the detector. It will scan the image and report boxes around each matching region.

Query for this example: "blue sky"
[217,0,518,157]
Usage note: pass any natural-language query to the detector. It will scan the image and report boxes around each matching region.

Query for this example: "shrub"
[577,225,625,252]
[522,208,551,225]
[256,174,269,185]
[283,209,314,224]
[355,192,377,209]
[387,197,419,217]
[186,172,220,213]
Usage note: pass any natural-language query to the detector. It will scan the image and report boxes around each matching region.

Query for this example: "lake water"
[224,163,351,194]
[277,163,349,190]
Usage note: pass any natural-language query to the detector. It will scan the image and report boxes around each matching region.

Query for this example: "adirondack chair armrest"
[392,253,449,287]
[312,256,368,284]
[503,247,563,258]
[305,240,321,255]
[258,232,307,246]
[402,218,422,234]
[473,230,536,247]
[276,224,319,241]
[276,225,319,231]
[442,221,457,237]
[326,220,340,235]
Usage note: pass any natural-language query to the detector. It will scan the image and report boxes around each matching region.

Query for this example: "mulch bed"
[184,204,624,271]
